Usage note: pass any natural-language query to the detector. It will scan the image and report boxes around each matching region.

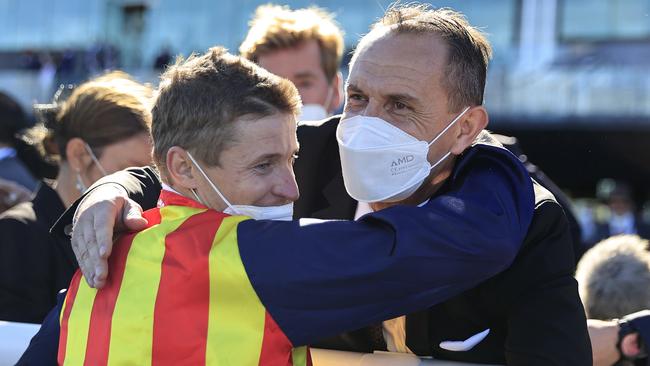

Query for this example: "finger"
[71,223,94,288]
[94,202,118,259]
[91,210,111,289]
[82,209,102,288]
[122,199,147,232]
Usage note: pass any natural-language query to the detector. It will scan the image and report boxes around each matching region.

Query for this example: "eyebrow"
[347,83,363,93]
[293,71,317,80]
[347,83,421,106]
[387,92,419,104]
[251,149,300,163]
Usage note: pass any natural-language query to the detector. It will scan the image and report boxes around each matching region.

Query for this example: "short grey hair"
[576,234,650,320]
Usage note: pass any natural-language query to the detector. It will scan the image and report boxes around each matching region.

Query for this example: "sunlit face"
[343,32,463,169]
[258,40,336,110]
[192,112,300,210]
[84,132,153,185]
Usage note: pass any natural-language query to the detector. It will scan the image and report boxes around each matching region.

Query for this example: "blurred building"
[1,0,649,197]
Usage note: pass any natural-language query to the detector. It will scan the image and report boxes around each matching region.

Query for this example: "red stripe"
[306,347,313,366]
[57,270,82,364]
[259,312,293,366]
[82,209,161,365]
[151,210,224,365]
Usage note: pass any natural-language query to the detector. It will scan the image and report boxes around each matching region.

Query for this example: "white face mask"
[296,85,334,122]
[186,151,294,221]
[76,143,108,193]
[336,106,470,203]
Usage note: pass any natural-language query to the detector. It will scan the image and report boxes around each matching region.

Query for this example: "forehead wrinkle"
[350,60,430,99]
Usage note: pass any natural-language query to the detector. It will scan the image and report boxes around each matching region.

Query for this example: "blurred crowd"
[1,2,650,366]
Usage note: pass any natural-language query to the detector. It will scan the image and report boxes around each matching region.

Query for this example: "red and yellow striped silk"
[58,191,310,366]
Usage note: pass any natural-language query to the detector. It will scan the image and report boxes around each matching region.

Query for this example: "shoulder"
[449,131,534,202]
[297,115,340,142]
[454,131,528,176]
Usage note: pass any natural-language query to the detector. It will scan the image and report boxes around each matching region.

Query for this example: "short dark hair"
[152,47,301,176]
[360,3,492,112]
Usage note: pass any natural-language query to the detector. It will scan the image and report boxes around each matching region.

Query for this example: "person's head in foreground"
[52,71,154,207]
[337,4,492,210]
[152,46,302,219]
[240,4,344,121]
[576,234,650,320]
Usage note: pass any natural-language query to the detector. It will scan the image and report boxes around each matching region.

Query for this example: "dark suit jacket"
[0,183,77,323]
[298,117,591,365]
[293,118,356,220]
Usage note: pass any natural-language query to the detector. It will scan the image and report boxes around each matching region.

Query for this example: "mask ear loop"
[425,106,471,171]
[427,106,471,147]
[83,143,108,175]
[190,188,206,205]
[185,151,240,214]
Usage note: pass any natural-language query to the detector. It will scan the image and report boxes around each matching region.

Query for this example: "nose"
[361,99,384,119]
[272,167,300,203]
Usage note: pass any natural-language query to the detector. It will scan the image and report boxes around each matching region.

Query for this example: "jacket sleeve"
[237,148,535,346]
[15,291,64,366]
[51,166,163,237]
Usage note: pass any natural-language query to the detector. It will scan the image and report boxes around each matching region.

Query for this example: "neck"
[55,163,81,208]
[369,157,455,212]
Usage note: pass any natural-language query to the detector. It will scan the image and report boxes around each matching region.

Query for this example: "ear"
[327,72,344,113]
[166,146,199,190]
[66,137,90,172]
[450,106,488,155]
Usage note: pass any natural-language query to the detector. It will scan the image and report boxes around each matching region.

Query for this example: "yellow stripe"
[59,291,68,324]
[107,205,205,365]
[292,347,308,366]
[206,216,266,365]
[62,278,98,365]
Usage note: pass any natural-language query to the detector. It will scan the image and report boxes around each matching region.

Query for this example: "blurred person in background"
[594,180,650,243]
[0,91,40,192]
[577,235,650,365]
[577,234,650,320]
[0,71,153,324]
[0,177,32,213]
[0,85,71,214]
[239,4,344,123]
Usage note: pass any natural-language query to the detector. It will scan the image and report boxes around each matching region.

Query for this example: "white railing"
[0,321,40,366]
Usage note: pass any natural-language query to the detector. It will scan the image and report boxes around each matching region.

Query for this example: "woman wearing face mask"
[0,71,153,324]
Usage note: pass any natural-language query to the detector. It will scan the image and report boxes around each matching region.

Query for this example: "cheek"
[238,176,278,206]
[301,82,330,105]
[297,88,320,105]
